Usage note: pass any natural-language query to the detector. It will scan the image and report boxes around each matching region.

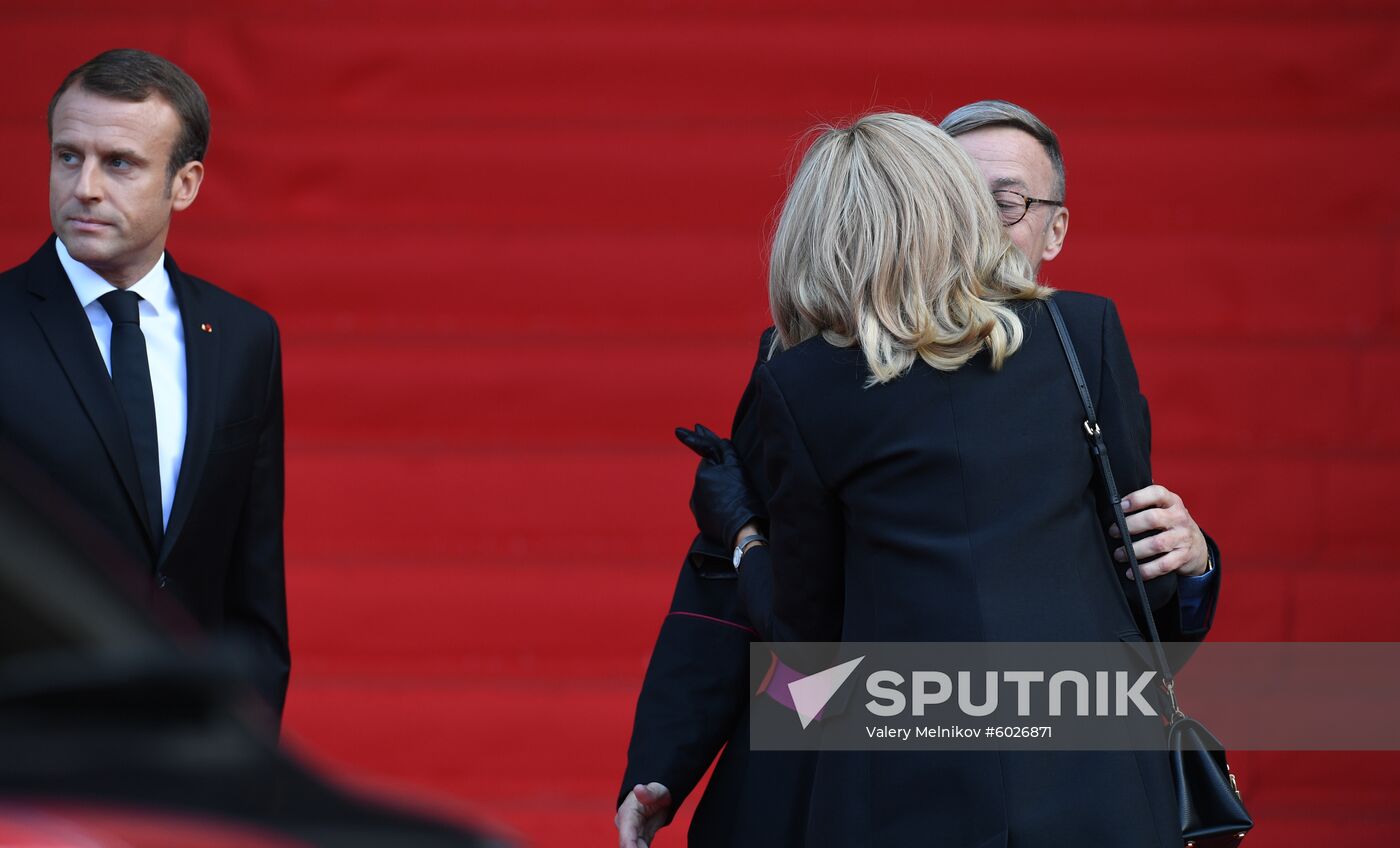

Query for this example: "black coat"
[621,328,818,846]
[0,237,290,718]
[749,292,1183,846]
[621,294,1218,846]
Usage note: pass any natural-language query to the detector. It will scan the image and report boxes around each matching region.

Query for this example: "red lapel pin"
[200,323,213,333]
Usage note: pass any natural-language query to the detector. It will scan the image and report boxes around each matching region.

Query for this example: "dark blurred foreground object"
[0,446,514,848]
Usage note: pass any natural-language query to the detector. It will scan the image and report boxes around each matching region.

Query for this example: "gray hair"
[940,100,1065,201]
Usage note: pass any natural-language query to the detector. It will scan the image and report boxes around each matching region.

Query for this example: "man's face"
[954,126,1068,275]
[49,87,201,287]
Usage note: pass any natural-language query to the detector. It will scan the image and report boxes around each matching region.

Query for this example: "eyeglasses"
[992,189,1064,227]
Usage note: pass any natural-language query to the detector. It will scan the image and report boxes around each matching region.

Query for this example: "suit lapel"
[160,254,218,566]
[26,238,160,557]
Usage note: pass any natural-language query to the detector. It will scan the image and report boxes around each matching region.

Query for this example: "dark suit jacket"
[0,237,290,718]
[620,294,1220,846]
[748,292,1185,845]
[620,329,817,846]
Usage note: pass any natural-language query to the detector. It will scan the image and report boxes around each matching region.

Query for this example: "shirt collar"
[55,236,173,316]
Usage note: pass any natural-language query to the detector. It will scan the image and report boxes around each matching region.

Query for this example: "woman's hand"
[675,423,765,549]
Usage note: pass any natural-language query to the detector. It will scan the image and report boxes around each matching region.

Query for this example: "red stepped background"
[2,1,1398,844]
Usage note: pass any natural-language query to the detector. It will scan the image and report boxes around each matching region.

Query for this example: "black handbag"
[1045,297,1253,847]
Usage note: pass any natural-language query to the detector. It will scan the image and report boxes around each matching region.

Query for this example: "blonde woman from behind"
[745,112,1186,847]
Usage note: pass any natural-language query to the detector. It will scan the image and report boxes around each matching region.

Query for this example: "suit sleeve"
[224,314,291,721]
[754,364,844,645]
[616,327,775,816]
[1098,299,1214,643]
[1175,531,1222,638]
[617,555,755,820]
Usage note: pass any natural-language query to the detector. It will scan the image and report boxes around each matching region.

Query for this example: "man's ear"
[1041,205,1069,263]
[169,160,204,212]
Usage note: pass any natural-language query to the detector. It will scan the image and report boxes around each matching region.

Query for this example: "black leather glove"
[675,423,765,550]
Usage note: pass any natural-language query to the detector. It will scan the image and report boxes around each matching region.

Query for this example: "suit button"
[157,575,169,588]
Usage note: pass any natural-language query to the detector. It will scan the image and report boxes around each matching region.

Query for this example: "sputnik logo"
[788,656,865,729]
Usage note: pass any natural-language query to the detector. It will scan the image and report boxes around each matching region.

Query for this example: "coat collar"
[25,236,222,569]
[26,235,159,557]
[158,249,219,568]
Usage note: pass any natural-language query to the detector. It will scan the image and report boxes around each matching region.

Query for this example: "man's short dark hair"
[48,48,210,182]
[940,100,1065,201]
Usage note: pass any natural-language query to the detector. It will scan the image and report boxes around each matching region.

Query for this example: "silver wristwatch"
[732,532,768,570]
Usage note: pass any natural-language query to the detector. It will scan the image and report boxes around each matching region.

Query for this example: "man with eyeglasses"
[942,99,1070,275]
[617,100,1222,848]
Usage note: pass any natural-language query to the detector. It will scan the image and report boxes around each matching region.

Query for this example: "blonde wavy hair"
[768,112,1051,383]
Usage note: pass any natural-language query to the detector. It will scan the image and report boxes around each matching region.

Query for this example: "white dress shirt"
[56,237,187,530]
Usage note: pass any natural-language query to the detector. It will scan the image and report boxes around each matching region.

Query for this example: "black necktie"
[99,289,164,549]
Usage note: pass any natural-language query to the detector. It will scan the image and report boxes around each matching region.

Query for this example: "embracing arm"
[1110,484,1222,640]
[617,553,754,827]
[616,329,774,830]
[1097,299,1218,643]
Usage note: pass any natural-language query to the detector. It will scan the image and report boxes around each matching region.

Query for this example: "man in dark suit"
[617,101,1221,846]
[0,49,289,721]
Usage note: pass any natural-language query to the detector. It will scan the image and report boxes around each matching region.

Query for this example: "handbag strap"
[1044,296,1181,712]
